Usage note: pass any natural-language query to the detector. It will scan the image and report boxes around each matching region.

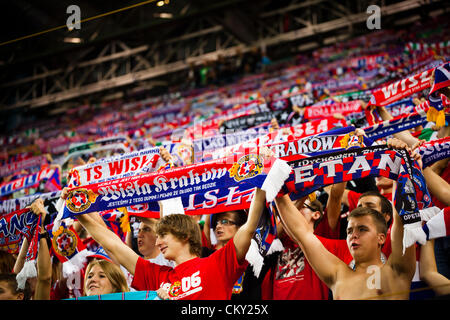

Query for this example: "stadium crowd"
[1,15,450,301]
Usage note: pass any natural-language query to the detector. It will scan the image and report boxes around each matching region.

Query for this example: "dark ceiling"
[0,0,266,66]
[0,0,448,120]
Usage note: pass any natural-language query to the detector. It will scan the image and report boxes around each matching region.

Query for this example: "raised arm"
[233,188,266,263]
[30,199,52,300]
[376,106,420,147]
[419,239,450,296]
[202,214,212,248]
[61,188,139,274]
[385,139,417,279]
[422,167,450,207]
[275,194,345,288]
[386,182,417,280]
[326,182,347,231]
[77,212,139,274]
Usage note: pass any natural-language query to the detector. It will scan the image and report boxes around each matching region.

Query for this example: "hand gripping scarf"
[282,144,428,253]
[57,147,292,221]
[415,137,450,169]
[0,190,61,215]
[362,107,429,141]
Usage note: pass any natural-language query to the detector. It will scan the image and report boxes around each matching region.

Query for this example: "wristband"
[38,230,49,242]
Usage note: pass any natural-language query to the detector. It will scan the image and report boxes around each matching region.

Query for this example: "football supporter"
[63,186,268,300]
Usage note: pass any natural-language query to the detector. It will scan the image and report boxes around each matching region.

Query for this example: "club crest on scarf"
[52,226,78,257]
[340,131,365,149]
[66,189,98,213]
[229,154,264,182]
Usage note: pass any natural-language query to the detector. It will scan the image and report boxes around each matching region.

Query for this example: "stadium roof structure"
[0,0,448,115]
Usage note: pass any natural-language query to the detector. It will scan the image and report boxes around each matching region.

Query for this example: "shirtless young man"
[274,138,419,299]
[275,194,416,299]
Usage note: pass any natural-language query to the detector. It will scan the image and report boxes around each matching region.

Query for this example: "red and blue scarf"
[282,144,429,251]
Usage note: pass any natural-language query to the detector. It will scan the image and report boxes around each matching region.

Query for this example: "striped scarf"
[283,144,429,252]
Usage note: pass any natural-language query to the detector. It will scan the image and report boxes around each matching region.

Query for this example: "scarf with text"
[427,91,450,129]
[127,126,367,218]
[362,107,429,141]
[404,41,450,55]
[57,147,291,221]
[68,147,162,187]
[283,144,428,251]
[70,290,159,300]
[0,155,48,178]
[304,100,363,120]
[0,190,61,214]
[208,118,347,161]
[0,167,59,197]
[0,208,39,254]
[416,137,450,169]
[365,67,434,125]
[384,98,415,117]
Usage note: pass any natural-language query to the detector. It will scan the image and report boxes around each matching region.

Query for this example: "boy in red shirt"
[66,187,267,300]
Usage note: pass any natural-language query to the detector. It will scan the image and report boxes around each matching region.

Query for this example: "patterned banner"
[0,208,39,254]
[283,144,427,250]
[68,147,162,187]
[367,68,433,108]
[0,167,58,197]
[136,126,369,217]
[362,110,428,141]
[207,118,347,161]
[0,155,48,178]
[0,190,61,214]
[59,148,291,220]
[304,100,363,120]
[416,137,450,169]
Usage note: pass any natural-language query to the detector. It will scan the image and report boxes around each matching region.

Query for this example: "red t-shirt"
[271,234,352,300]
[314,208,340,239]
[131,239,248,300]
